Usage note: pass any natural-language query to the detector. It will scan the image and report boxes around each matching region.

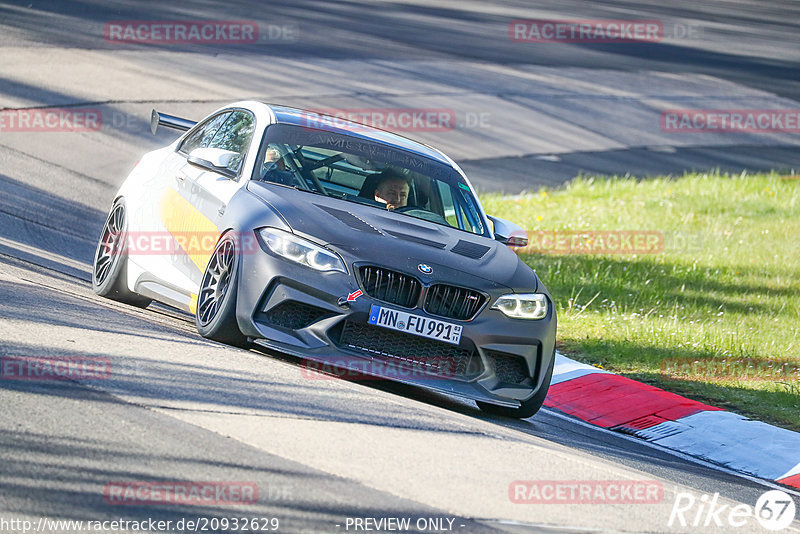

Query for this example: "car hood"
[247,182,539,293]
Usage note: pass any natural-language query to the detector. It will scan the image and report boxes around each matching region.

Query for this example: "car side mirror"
[187,147,239,179]
[487,215,528,247]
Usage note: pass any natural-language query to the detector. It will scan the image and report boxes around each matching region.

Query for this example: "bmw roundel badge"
[418,263,432,274]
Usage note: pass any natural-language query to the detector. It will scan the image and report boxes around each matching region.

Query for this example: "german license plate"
[368,304,462,345]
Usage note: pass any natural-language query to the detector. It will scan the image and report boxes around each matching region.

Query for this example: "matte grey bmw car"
[92,101,557,418]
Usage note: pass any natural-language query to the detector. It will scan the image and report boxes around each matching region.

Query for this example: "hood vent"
[315,204,382,235]
[451,240,490,259]
[385,230,446,249]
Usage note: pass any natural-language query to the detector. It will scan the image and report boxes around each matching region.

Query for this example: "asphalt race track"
[1,1,799,532]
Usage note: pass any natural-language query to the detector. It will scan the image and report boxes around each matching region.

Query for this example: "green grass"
[481,171,800,430]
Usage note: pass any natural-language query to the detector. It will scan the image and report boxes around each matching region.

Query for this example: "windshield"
[253,124,488,237]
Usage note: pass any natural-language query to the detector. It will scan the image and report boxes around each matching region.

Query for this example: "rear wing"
[150,109,197,135]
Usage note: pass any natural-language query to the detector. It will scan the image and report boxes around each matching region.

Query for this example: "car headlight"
[492,293,548,319]
[258,228,347,273]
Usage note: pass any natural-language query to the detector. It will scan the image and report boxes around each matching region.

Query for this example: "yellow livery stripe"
[160,188,220,274]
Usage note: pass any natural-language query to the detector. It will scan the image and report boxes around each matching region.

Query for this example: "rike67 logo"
[669,490,796,531]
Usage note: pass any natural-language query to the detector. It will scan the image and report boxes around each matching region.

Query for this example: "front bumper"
[235,240,557,408]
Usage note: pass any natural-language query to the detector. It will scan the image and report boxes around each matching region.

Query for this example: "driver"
[261,145,296,186]
[373,170,410,210]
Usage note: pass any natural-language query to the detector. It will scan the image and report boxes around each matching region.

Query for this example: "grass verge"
[481,171,800,430]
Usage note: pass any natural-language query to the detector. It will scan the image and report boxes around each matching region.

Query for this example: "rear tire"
[477,351,555,419]
[196,233,248,348]
[92,199,152,308]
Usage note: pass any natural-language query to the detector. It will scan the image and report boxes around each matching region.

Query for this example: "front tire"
[92,199,152,308]
[477,351,555,419]
[196,233,248,347]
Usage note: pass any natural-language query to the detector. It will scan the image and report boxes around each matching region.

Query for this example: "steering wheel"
[393,205,418,213]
